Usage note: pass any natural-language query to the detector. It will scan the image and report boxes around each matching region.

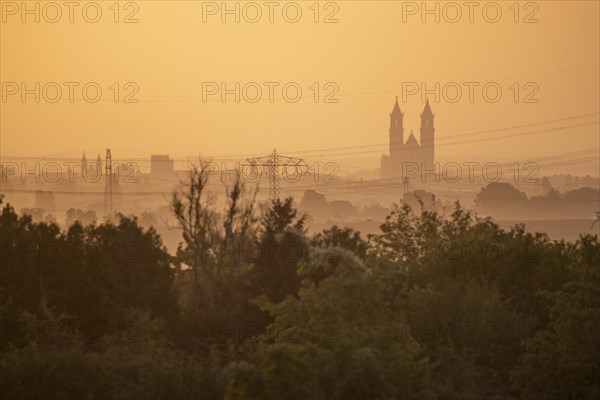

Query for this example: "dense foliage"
[1,179,599,399]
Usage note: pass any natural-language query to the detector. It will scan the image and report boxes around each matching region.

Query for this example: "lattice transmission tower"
[245,148,307,202]
[104,148,113,219]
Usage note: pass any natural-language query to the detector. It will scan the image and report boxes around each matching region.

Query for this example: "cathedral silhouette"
[380,97,435,179]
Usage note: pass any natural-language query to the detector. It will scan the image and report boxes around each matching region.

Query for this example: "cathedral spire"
[391,96,402,116]
[421,97,434,117]
[81,152,88,176]
[420,99,435,169]
[389,97,404,156]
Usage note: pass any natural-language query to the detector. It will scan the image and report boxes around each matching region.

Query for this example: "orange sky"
[1,0,599,174]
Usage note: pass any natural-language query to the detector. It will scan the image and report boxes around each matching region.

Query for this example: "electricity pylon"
[245,148,307,202]
[104,148,113,219]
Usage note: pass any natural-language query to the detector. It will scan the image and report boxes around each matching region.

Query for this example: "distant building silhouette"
[81,152,87,177]
[380,98,435,179]
[96,153,102,171]
[150,155,175,180]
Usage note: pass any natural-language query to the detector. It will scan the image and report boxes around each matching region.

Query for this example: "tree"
[246,197,308,304]
[0,310,217,400]
[367,201,579,399]
[475,182,529,219]
[311,225,371,260]
[298,190,329,221]
[261,197,306,237]
[2,186,599,399]
[592,211,600,229]
[65,208,97,227]
[226,251,435,400]
[563,187,600,218]
[170,161,218,313]
[170,161,260,349]
[563,186,599,202]
[511,235,600,400]
[138,210,158,229]
[19,207,45,223]
[0,197,179,334]
[407,278,522,399]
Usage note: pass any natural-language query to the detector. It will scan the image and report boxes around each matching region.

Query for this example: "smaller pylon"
[104,149,113,219]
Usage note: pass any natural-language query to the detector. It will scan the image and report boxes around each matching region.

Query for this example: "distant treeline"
[475,182,599,220]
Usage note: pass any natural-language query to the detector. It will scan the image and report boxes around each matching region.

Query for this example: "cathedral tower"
[389,97,404,158]
[420,98,435,168]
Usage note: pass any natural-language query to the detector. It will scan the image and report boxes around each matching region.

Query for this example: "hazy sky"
[1,0,599,173]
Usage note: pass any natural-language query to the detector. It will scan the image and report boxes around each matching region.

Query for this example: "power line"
[3,152,597,198]
[1,113,598,162]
